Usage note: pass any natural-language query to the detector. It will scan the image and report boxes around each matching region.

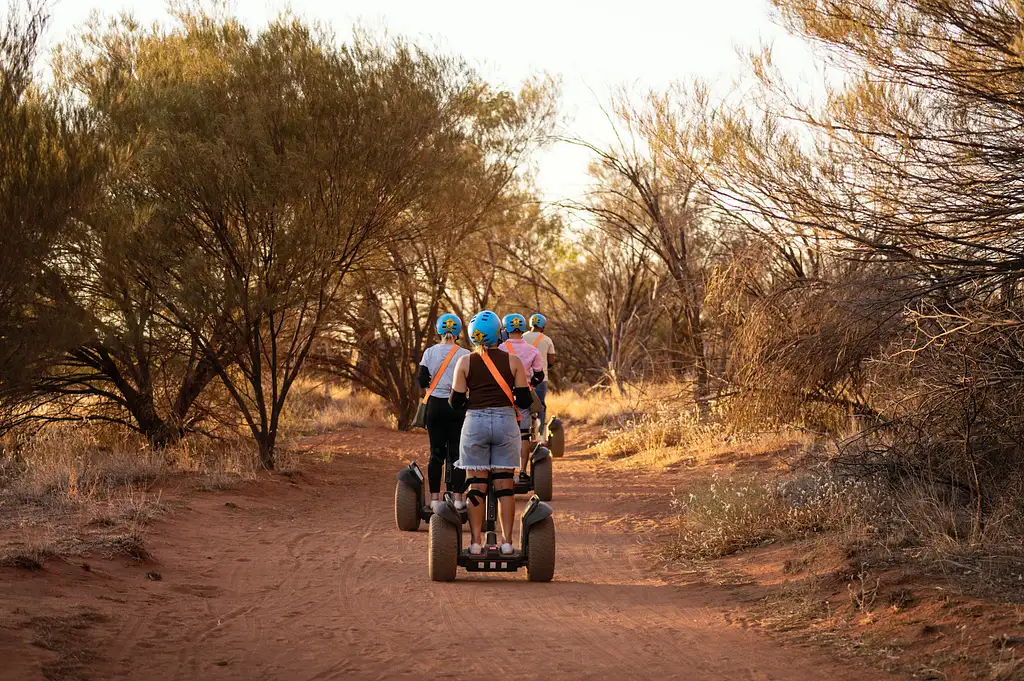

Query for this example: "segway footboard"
[514,445,552,496]
[457,495,553,574]
[459,547,525,572]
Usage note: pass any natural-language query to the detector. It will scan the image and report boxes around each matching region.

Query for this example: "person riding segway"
[499,313,552,500]
[419,315,471,512]
[498,314,544,479]
[394,314,470,531]
[427,310,555,581]
[524,313,564,458]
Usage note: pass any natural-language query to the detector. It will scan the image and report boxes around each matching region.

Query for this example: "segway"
[513,412,553,501]
[547,417,565,458]
[395,461,467,532]
[428,483,555,582]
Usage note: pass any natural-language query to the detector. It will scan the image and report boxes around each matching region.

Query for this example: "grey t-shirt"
[419,343,470,398]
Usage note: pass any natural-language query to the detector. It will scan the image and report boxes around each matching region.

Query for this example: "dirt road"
[1,426,897,681]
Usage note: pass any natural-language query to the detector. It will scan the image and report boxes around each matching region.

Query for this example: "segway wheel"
[533,457,553,502]
[395,480,421,532]
[526,517,555,582]
[428,514,458,582]
[548,419,565,458]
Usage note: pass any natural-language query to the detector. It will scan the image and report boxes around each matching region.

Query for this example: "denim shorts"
[517,406,532,432]
[457,407,521,471]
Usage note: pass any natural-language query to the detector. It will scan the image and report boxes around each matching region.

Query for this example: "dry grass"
[593,413,710,460]
[98,524,151,560]
[282,380,395,435]
[663,472,881,560]
[591,415,808,472]
[756,571,832,632]
[0,543,56,569]
[991,657,1024,681]
[886,484,1024,592]
[4,425,258,505]
[545,388,637,426]
[546,381,696,427]
[553,381,774,467]
[13,427,165,502]
[0,425,246,567]
[29,610,108,681]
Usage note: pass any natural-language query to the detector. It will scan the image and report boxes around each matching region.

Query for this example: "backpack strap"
[422,345,460,404]
[530,333,545,349]
[479,351,521,423]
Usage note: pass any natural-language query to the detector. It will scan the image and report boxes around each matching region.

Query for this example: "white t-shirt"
[419,343,470,398]
[522,332,555,377]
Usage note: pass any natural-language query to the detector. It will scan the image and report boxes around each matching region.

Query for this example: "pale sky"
[40,0,817,203]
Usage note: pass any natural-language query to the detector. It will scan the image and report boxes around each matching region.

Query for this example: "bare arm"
[508,355,528,388]
[452,355,470,393]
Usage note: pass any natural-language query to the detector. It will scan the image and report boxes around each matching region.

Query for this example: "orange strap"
[479,351,521,423]
[530,333,545,349]
[422,345,460,404]
[503,342,530,379]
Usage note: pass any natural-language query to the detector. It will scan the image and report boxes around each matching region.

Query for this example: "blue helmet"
[529,313,547,329]
[503,313,527,334]
[435,313,462,338]
[468,310,501,347]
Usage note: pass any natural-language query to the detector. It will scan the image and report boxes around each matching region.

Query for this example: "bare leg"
[519,437,530,474]
[465,473,488,546]
[492,468,516,544]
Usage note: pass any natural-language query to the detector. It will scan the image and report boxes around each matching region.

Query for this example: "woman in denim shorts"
[448,310,533,557]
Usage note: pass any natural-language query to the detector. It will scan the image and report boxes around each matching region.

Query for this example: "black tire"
[395,480,421,532]
[533,457,553,502]
[549,423,565,458]
[428,514,459,582]
[526,517,555,582]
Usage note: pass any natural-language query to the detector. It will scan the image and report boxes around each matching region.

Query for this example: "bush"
[593,413,703,458]
[664,472,881,560]
[545,388,637,426]
[1,424,261,506]
[281,381,396,435]
[11,427,164,501]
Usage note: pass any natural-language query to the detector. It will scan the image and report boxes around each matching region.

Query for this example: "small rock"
[146,571,162,581]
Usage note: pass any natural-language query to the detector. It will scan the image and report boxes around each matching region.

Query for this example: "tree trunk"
[692,352,710,420]
[397,395,418,431]
[126,393,177,448]
[256,433,275,470]
[690,312,711,420]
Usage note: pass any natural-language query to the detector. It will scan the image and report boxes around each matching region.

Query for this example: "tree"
[0,1,106,433]
[512,228,664,390]
[564,85,716,412]
[312,79,558,429]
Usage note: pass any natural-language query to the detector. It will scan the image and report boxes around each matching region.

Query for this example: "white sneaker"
[468,543,484,556]
[453,499,467,511]
[500,542,514,556]
[430,500,446,515]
